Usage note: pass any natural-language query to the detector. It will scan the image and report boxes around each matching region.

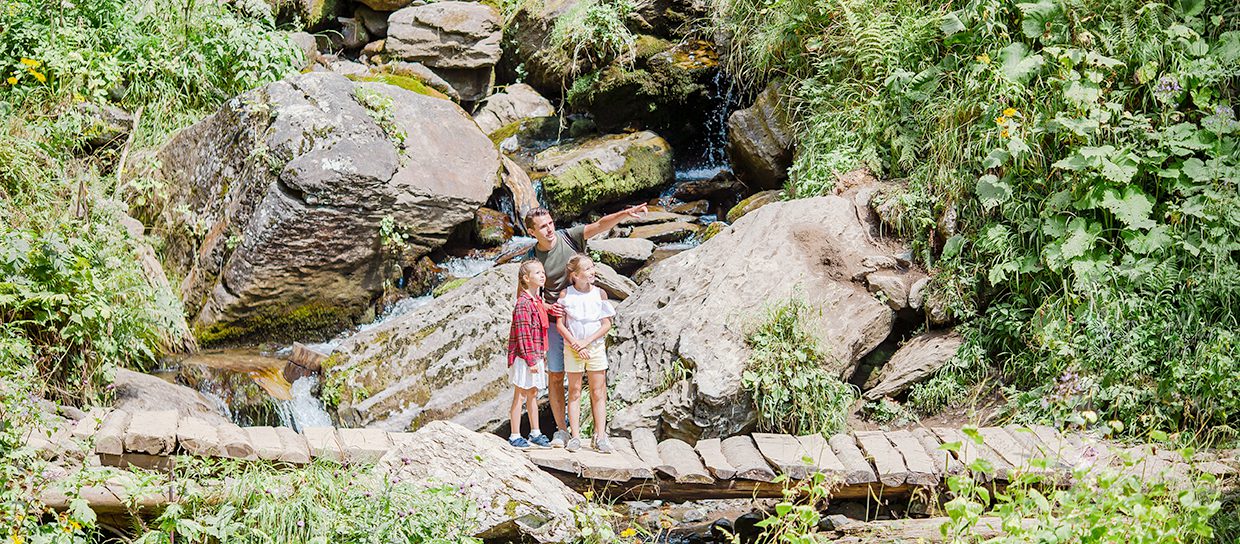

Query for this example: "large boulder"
[378,420,584,542]
[863,330,963,400]
[608,196,906,440]
[588,237,654,274]
[533,131,673,219]
[324,264,519,432]
[130,72,498,344]
[727,84,794,190]
[111,369,231,426]
[387,2,502,102]
[473,83,555,135]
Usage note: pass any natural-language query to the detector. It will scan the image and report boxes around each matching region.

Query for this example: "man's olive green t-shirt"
[529,225,586,305]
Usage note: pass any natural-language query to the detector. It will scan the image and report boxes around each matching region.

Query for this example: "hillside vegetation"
[718,0,1240,443]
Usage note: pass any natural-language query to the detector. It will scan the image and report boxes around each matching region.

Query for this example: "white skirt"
[510,357,547,390]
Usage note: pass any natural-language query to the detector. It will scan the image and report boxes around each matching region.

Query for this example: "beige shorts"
[564,343,608,373]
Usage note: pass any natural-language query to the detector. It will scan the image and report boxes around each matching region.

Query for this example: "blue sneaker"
[528,432,552,448]
[509,436,532,449]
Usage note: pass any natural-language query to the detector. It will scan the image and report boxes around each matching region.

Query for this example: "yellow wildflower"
[1001,130,1009,138]
[976,53,991,64]
[12,534,25,544]
[1003,107,1017,117]
[5,76,15,85]
[620,528,637,538]
[19,58,40,68]
[583,490,594,501]
[994,116,1007,125]
[30,70,45,83]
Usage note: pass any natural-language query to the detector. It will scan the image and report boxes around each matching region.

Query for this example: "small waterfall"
[275,375,333,431]
[673,70,740,183]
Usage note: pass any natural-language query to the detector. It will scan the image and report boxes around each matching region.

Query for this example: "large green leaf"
[999,42,1044,84]
[1100,186,1156,230]
[1061,218,1101,260]
[1124,225,1173,254]
[1100,157,1138,184]
[1064,80,1101,105]
[1017,0,1063,40]
[977,174,1013,210]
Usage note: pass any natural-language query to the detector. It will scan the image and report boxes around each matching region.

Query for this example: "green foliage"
[861,397,919,426]
[353,86,408,149]
[548,0,637,78]
[741,297,858,436]
[748,471,841,544]
[719,0,1240,441]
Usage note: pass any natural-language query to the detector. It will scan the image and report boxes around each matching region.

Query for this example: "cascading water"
[275,375,333,431]
[673,69,740,183]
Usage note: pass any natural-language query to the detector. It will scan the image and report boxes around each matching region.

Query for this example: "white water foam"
[275,375,334,431]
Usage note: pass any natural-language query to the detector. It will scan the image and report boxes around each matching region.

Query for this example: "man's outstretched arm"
[582,203,648,240]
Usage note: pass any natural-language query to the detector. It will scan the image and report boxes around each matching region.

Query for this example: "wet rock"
[727,84,793,189]
[629,221,700,243]
[338,17,370,51]
[378,420,584,542]
[327,264,520,432]
[698,221,727,243]
[534,131,673,220]
[725,190,782,223]
[387,2,501,102]
[354,5,390,37]
[670,170,746,201]
[863,331,963,400]
[569,38,718,132]
[473,83,555,136]
[474,207,514,247]
[111,369,231,426]
[670,200,710,215]
[128,72,498,344]
[618,210,694,226]
[501,156,540,234]
[588,237,654,274]
[608,196,900,439]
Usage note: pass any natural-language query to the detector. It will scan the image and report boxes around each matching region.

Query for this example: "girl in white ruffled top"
[556,254,617,453]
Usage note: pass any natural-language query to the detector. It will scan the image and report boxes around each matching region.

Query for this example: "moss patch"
[347,73,449,100]
[432,277,469,298]
[543,142,672,219]
[192,302,357,347]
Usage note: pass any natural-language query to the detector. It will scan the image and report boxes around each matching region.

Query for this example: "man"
[524,203,647,447]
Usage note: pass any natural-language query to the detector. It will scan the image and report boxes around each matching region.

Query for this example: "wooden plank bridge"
[37,409,1240,504]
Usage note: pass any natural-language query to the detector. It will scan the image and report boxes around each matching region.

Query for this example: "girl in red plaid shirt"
[506,260,552,449]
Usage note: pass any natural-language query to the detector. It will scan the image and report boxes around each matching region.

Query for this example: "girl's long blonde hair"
[565,254,593,285]
[516,260,544,298]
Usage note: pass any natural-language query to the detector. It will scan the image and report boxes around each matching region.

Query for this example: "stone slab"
[753,433,813,480]
[70,408,109,443]
[246,426,285,461]
[931,427,1011,480]
[305,427,346,462]
[124,410,179,455]
[611,437,655,479]
[1005,425,1071,477]
[274,426,311,464]
[176,417,222,457]
[885,430,939,486]
[694,438,736,480]
[94,410,131,456]
[912,427,962,476]
[339,427,391,463]
[217,422,257,460]
[855,431,909,486]
[796,433,849,478]
[828,433,877,485]
[656,439,713,484]
[978,427,1035,474]
[630,428,664,471]
[720,436,776,482]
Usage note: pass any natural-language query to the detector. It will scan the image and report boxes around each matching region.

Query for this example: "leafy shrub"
[719,0,1240,441]
[549,0,636,78]
[741,297,858,435]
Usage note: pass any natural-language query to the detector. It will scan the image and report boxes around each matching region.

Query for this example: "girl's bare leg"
[566,372,584,438]
[509,389,523,436]
[587,370,608,436]
[524,388,541,435]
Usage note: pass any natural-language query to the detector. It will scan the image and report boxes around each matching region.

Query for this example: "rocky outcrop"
[863,331,963,400]
[569,38,719,132]
[473,83,555,135]
[130,72,498,344]
[609,196,908,440]
[726,190,782,223]
[387,2,501,102]
[588,237,654,274]
[534,131,673,219]
[474,207,514,247]
[111,369,231,426]
[325,264,520,432]
[378,420,584,542]
[269,0,338,31]
[727,84,793,190]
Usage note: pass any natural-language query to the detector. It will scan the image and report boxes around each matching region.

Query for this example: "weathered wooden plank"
[828,434,878,485]
[630,428,665,472]
[753,433,813,480]
[694,438,737,480]
[217,422,257,460]
[795,434,848,479]
[656,439,713,484]
[305,427,345,462]
[176,416,223,457]
[124,410,179,455]
[274,426,311,464]
[911,427,962,476]
[611,437,655,479]
[720,436,776,482]
[855,431,909,486]
[338,427,391,463]
[885,430,939,486]
[94,410,131,456]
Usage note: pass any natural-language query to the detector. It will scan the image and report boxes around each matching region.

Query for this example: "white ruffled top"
[561,284,616,344]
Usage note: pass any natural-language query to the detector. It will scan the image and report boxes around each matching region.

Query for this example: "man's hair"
[523,207,552,230]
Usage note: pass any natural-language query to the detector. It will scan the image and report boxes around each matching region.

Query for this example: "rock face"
[387,2,502,102]
[534,131,673,219]
[131,72,498,344]
[588,237,654,274]
[325,264,520,432]
[864,331,963,400]
[378,420,584,542]
[609,196,906,440]
[473,83,555,135]
[726,190,782,223]
[111,369,231,426]
[727,84,793,190]
[474,207,514,246]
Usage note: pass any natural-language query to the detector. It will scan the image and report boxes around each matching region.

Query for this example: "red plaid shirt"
[507,290,548,367]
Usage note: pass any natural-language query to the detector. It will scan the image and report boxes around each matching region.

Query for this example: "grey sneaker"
[551,429,569,448]
[565,436,582,452]
[592,435,615,454]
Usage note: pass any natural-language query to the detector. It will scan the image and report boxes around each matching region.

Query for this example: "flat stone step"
[94,410,131,456]
[720,436,776,482]
[305,427,345,462]
[855,431,909,487]
[795,433,849,480]
[338,427,391,463]
[177,417,222,457]
[217,422,256,460]
[630,428,664,471]
[694,438,736,480]
[828,433,878,485]
[912,427,962,476]
[611,437,655,479]
[124,410,179,455]
[752,433,815,480]
[657,439,713,484]
[274,426,311,464]
[885,429,939,486]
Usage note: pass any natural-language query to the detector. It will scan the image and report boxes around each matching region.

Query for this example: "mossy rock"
[537,132,673,219]
[347,73,449,100]
[567,38,718,131]
[699,221,728,243]
[192,302,358,347]
[432,277,469,297]
[726,190,784,224]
